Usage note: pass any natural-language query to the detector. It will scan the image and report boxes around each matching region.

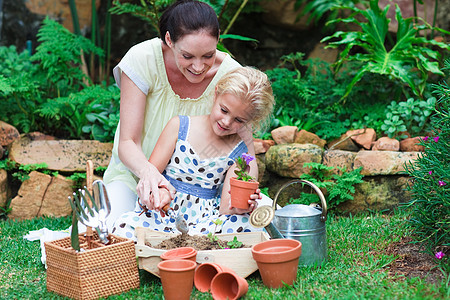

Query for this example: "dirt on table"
[147,233,248,251]
[385,237,446,285]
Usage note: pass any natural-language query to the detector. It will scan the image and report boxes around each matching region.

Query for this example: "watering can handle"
[272,179,328,222]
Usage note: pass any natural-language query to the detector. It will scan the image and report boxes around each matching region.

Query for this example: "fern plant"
[0,18,120,140]
[289,162,364,209]
[321,0,450,101]
[32,17,103,95]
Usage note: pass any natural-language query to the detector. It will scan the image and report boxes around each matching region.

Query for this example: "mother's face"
[165,30,218,84]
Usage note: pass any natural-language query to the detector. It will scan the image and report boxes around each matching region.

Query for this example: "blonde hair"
[215,66,274,131]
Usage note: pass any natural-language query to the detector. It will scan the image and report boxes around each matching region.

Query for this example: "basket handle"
[272,179,328,222]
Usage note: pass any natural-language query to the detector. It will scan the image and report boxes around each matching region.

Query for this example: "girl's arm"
[118,73,176,209]
[218,163,260,215]
[148,116,179,173]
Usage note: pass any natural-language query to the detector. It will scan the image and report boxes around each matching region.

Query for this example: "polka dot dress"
[112,116,261,240]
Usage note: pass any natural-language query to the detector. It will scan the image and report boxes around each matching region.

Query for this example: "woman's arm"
[218,163,260,215]
[117,72,176,209]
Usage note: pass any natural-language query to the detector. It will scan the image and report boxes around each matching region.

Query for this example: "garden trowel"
[162,204,189,235]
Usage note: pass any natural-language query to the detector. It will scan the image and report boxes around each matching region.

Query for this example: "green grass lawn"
[1,210,448,299]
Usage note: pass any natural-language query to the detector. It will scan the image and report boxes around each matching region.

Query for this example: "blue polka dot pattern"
[109,118,261,239]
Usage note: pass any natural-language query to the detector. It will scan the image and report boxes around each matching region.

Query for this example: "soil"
[147,233,248,251]
[385,237,446,285]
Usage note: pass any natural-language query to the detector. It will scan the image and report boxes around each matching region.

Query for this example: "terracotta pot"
[251,239,302,288]
[210,271,248,300]
[160,247,197,262]
[230,177,259,209]
[158,259,197,300]
[194,262,235,292]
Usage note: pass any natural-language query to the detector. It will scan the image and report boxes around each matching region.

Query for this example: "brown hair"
[159,0,219,45]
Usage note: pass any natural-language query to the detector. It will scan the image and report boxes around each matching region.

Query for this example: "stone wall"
[1,123,421,219]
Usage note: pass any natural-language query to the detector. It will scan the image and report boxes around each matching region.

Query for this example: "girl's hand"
[136,161,176,210]
[229,188,261,214]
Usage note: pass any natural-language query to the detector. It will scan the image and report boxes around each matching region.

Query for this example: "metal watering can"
[250,180,327,266]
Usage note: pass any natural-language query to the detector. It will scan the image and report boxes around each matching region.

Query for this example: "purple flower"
[423,136,429,141]
[439,181,447,187]
[435,251,445,260]
[428,171,433,175]
[241,153,255,165]
[434,136,440,142]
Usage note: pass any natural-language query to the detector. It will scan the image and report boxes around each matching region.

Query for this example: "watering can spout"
[265,222,285,239]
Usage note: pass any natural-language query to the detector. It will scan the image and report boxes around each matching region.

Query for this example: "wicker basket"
[45,232,140,300]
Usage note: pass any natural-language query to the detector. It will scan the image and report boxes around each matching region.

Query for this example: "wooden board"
[135,228,269,278]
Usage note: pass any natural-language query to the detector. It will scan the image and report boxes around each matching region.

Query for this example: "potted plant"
[229,153,259,209]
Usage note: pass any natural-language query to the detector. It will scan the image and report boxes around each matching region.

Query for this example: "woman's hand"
[229,188,261,215]
[136,161,176,211]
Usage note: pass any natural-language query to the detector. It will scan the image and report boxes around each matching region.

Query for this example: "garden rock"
[260,0,310,31]
[327,134,360,151]
[294,130,326,148]
[0,169,8,208]
[400,137,425,152]
[0,121,20,147]
[372,137,400,151]
[8,137,113,172]
[9,171,73,220]
[25,131,57,141]
[354,151,420,176]
[347,128,377,150]
[338,176,410,213]
[307,42,339,63]
[265,144,323,178]
[322,150,357,175]
[271,126,298,145]
[254,139,275,154]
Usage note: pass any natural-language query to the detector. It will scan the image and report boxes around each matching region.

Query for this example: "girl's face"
[209,92,254,137]
[166,30,217,84]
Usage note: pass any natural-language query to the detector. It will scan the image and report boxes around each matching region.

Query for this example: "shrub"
[0,17,119,141]
[289,162,364,209]
[404,60,450,250]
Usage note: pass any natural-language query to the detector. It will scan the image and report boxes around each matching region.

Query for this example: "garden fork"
[69,180,111,244]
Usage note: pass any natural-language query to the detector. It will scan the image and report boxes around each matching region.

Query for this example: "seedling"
[227,236,243,249]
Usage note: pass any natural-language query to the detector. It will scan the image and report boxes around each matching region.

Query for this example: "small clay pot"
[210,271,248,300]
[230,177,259,209]
[194,262,236,292]
[158,259,197,300]
[251,239,302,288]
[160,247,197,262]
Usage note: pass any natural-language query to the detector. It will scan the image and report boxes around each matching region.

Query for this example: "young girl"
[112,67,274,239]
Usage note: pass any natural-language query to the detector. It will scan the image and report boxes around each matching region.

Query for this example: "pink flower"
[433,136,440,142]
[423,136,429,141]
[428,171,433,175]
[435,251,445,259]
[438,181,447,187]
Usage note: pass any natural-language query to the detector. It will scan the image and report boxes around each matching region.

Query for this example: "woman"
[103,0,257,230]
